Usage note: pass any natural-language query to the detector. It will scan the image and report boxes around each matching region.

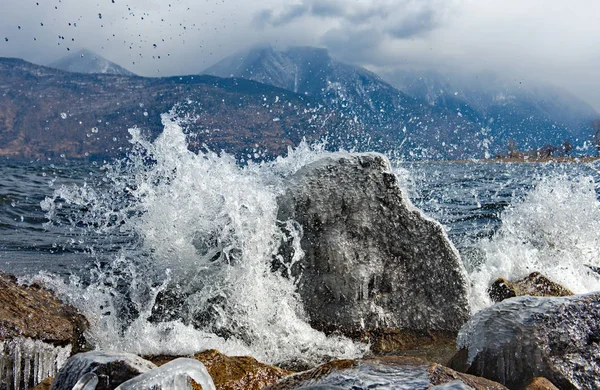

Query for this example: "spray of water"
[41,113,365,366]
[39,108,600,366]
[468,172,600,311]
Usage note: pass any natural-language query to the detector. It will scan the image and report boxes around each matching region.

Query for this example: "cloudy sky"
[1,0,599,110]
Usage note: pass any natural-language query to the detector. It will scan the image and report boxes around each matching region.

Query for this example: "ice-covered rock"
[0,271,88,390]
[114,358,215,390]
[275,153,470,336]
[50,351,156,390]
[0,338,71,390]
[72,373,99,390]
[449,292,600,389]
[266,356,506,389]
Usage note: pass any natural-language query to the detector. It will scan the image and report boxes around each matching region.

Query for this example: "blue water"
[1,159,599,276]
[1,137,599,365]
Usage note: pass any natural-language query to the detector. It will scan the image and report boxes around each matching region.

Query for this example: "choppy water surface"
[1,116,599,366]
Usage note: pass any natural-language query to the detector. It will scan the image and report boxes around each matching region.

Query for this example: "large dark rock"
[50,351,156,390]
[266,356,507,389]
[275,153,470,336]
[449,292,600,389]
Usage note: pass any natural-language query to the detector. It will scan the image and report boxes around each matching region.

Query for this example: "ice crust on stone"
[51,351,156,390]
[114,358,216,390]
[456,295,560,365]
[72,373,99,390]
[276,359,475,389]
[455,292,600,388]
[431,381,473,390]
[276,153,470,334]
[0,337,71,390]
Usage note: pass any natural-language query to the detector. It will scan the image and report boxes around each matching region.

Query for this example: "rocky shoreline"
[1,153,598,389]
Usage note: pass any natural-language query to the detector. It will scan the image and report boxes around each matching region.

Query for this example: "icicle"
[114,358,216,390]
[0,337,72,390]
[13,340,21,390]
[23,355,31,389]
[72,373,99,390]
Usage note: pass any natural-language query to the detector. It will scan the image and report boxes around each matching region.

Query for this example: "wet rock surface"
[488,272,573,303]
[367,329,458,365]
[523,377,560,390]
[276,153,470,336]
[27,377,53,390]
[50,351,156,390]
[0,271,88,349]
[149,349,291,390]
[450,292,600,389]
[266,356,507,389]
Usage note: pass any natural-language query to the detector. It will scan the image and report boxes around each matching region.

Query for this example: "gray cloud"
[1,0,599,111]
[321,27,383,65]
[254,4,310,28]
[254,0,445,35]
[310,2,346,18]
[386,8,437,39]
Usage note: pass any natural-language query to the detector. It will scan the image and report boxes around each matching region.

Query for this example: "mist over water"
[2,113,599,366]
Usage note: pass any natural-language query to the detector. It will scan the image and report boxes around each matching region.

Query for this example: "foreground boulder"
[275,153,470,336]
[449,292,600,389]
[266,356,507,389]
[488,272,573,303]
[50,351,156,390]
[149,349,291,390]
[0,271,88,390]
[0,271,87,348]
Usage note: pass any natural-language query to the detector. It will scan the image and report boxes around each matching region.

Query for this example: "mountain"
[204,46,599,158]
[385,70,599,153]
[48,49,135,76]
[0,57,343,160]
[204,46,486,159]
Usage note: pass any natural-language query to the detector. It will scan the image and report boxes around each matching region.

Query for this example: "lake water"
[1,117,600,366]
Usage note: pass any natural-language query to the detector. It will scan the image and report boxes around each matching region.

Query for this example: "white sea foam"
[468,172,600,311]
[42,113,365,367]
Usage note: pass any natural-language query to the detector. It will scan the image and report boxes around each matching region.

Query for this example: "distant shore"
[452,156,600,164]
